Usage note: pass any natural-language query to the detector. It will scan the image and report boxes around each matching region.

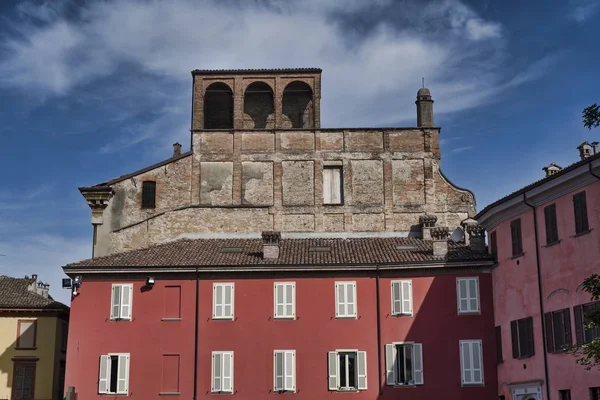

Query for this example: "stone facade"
[82,69,476,256]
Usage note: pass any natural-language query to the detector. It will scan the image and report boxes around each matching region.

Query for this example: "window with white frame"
[274,282,295,319]
[213,283,234,320]
[328,350,367,391]
[459,340,484,385]
[457,278,480,314]
[274,350,295,392]
[98,353,130,395]
[335,282,357,318]
[323,166,343,204]
[212,351,234,393]
[385,343,423,386]
[391,280,413,316]
[110,284,133,321]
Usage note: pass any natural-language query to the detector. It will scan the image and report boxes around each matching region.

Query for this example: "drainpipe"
[376,265,383,395]
[522,193,551,400]
[193,265,199,400]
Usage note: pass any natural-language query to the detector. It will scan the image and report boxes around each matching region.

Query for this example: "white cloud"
[570,0,600,22]
[449,146,473,153]
[465,19,502,41]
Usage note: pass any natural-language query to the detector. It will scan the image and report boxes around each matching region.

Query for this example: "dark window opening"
[396,344,414,385]
[573,191,589,234]
[12,361,36,400]
[282,81,313,128]
[142,181,156,209]
[338,352,356,389]
[574,301,600,346]
[243,81,274,129]
[559,389,571,400]
[495,326,503,364]
[510,218,523,256]
[490,231,498,255]
[204,82,234,129]
[544,308,572,353]
[591,387,600,400]
[544,203,559,244]
[511,316,534,358]
[109,355,119,393]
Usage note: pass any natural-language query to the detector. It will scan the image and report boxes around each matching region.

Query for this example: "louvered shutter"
[391,282,402,315]
[274,351,284,391]
[331,168,341,204]
[511,320,519,358]
[563,309,572,347]
[544,312,554,353]
[458,279,468,313]
[286,283,295,318]
[413,343,424,385]
[469,279,479,312]
[275,284,284,318]
[574,305,584,346]
[328,352,338,390]
[471,342,482,384]
[357,351,367,390]
[510,220,518,255]
[544,206,552,243]
[98,355,110,394]
[526,317,535,356]
[222,352,233,393]
[385,344,396,385]
[212,352,221,392]
[323,168,332,204]
[111,285,121,320]
[120,284,132,320]
[460,341,471,384]
[347,283,356,317]
[335,283,344,317]
[214,285,223,318]
[117,354,129,394]
[284,351,295,391]
[580,193,589,231]
[225,285,234,318]
[402,281,412,315]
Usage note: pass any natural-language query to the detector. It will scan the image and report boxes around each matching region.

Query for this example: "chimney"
[592,142,599,155]
[262,231,281,260]
[36,281,49,298]
[542,162,562,177]
[419,214,438,240]
[431,227,449,258]
[173,142,182,157]
[416,87,434,128]
[460,218,478,245]
[466,224,487,253]
[578,141,592,160]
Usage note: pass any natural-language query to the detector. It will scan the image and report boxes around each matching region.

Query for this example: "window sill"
[390,313,413,317]
[510,252,525,260]
[109,319,132,322]
[141,206,156,210]
[210,391,233,395]
[161,318,182,322]
[572,229,593,238]
[391,384,421,388]
[273,316,296,320]
[323,203,344,206]
[457,311,481,316]
[461,383,485,387]
[335,388,359,392]
[15,347,37,351]
[212,317,234,321]
[543,240,561,248]
[159,392,181,396]
[335,315,358,320]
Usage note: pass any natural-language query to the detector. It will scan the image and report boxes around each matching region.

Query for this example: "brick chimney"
[173,142,182,157]
[578,141,592,160]
[262,231,281,260]
[592,142,599,155]
[431,227,449,258]
[419,214,438,240]
[36,281,50,298]
[542,162,562,177]
[465,224,487,253]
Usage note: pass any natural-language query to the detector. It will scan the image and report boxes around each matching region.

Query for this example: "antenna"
[422,77,425,88]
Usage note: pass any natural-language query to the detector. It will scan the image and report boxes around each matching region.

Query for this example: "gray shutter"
[274,284,284,318]
[402,281,412,315]
[413,343,423,384]
[357,351,367,390]
[212,352,221,392]
[274,351,284,391]
[328,351,338,390]
[98,355,110,394]
[225,284,234,319]
[120,284,132,320]
[460,341,471,384]
[335,283,344,317]
[391,282,401,315]
[287,283,295,318]
[111,285,121,320]
[469,279,479,312]
[385,344,396,385]
[213,285,222,319]
[457,279,468,313]
[348,283,356,317]
[472,342,482,383]
[117,354,129,394]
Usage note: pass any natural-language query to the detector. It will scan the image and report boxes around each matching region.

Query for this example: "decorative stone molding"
[79,187,115,225]
[465,223,486,253]
[430,226,449,240]
[262,231,281,260]
[419,214,437,240]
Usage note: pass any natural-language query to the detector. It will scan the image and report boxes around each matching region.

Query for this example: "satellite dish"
[451,227,465,243]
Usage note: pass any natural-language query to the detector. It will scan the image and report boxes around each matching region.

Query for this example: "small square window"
[457,277,480,314]
[328,350,367,391]
[16,320,37,349]
[335,282,357,318]
[213,283,234,320]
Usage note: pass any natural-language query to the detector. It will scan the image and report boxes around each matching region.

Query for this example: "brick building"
[476,142,600,400]
[64,68,498,399]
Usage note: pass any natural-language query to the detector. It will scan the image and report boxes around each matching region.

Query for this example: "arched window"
[243,82,274,129]
[204,82,233,129]
[282,81,313,128]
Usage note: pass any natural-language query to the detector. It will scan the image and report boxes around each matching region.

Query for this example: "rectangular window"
[161,354,180,394]
[142,181,156,209]
[558,389,571,400]
[590,387,600,400]
[274,282,295,319]
[574,301,600,346]
[573,191,589,234]
[323,166,343,204]
[385,343,423,386]
[510,218,523,256]
[212,351,234,394]
[213,283,234,320]
[544,308,572,353]
[459,340,483,385]
[164,285,182,319]
[511,317,534,358]
[110,284,133,321]
[16,320,37,349]
[328,350,367,391]
[391,280,413,316]
[60,321,68,352]
[495,326,503,364]
[335,282,357,318]
[12,361,36,400]
[544,204,559,244]
[98,353,130,395]
[274,350,295,392]
[457,277,480,314]
[490,231,498,255]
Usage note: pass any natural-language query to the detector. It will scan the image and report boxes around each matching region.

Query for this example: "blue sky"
[0,0,598,304]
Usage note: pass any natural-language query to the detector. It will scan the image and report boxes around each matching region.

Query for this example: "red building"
[63,232,497,400]
[476,142,600,400]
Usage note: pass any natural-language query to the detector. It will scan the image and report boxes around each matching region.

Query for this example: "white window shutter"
[460,341,470,384]
[413,343,424,384]
[385,344,397,385]
[328,351,338,390]
[470,279,480,312]
[226,285,234,319]
[212,352,221,392]
[331,168,341,204]
[323,168,332,203]
[284,351,295,391]
[117,354,129,394]
[457,279,468,313]
[288,283,296,318]
[98,355,110,394]
[111,285,120,320]
[213,284,222,318]
[402,281,412,315]
[223,352,233,393]
[348,283,356,317]
[274,284,283,318]
[472,341,483,383]
[274,351,284,391]
[335,283,343,317]
[357,351,367,390]
[120,285,132,320]
[391,282,401,315]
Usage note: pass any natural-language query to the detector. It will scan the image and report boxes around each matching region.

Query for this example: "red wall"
[65,272,497,400]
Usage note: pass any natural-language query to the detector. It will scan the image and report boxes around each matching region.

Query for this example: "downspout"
[193,265,199,400]
[376,265,383,395]
[522,193,551,400]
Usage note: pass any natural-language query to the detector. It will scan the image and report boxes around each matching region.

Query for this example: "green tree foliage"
[569,274,600,369]
[583,103,600,129]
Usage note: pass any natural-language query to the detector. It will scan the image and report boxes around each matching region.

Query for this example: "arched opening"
[282,81,313,128]
[243,82,274,129]
[204,82,233,129]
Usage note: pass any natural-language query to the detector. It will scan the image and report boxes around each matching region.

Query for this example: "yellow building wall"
[0,316,58,400]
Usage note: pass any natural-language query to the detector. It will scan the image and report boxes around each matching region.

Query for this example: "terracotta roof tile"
[0,276,69,310]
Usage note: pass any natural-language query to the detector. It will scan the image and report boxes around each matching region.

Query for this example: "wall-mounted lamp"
[146,276,155,287]
[73,276,82,287]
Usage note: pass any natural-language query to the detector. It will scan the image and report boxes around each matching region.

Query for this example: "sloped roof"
[65,237,493,270]
[0,276,69,310]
